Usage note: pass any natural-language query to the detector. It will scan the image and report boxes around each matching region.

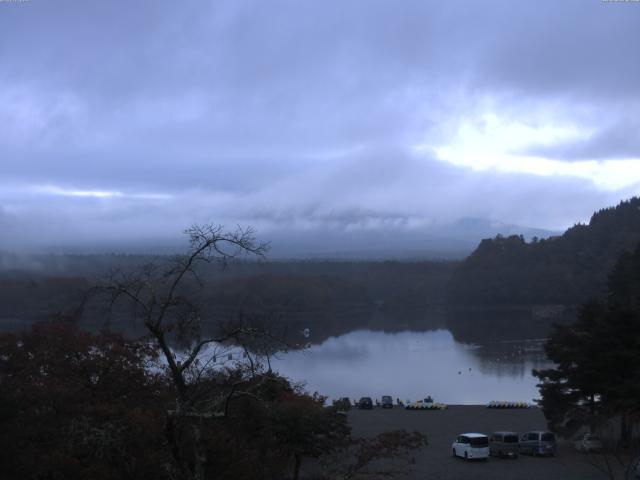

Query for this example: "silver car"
[574,433,604,453]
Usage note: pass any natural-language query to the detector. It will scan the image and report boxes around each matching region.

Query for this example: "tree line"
[0,255,455,336]
[447,197,640,307]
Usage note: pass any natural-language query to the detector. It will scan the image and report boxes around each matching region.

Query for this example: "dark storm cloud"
[0,0,639,251]
[462,1,640,99]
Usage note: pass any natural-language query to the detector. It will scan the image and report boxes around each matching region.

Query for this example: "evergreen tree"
[534,243,640,436]
[448,197,640,306]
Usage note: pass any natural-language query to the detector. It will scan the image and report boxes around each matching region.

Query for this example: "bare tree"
[103,224,270,480]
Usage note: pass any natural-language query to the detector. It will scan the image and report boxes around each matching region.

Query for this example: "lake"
[271,329,550,404]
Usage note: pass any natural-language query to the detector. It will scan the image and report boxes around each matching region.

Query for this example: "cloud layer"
[1,0,639,252]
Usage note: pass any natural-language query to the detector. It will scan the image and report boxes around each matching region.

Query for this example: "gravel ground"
[348,405,609,480]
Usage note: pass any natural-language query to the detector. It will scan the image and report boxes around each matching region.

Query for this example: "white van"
[452,433,490,460]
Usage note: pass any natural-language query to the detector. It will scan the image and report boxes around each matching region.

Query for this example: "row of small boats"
[486,401,532,409]
[404,400,533,410]
[405,400,448,410]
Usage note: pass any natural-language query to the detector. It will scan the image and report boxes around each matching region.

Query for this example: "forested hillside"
[447,197,640,306]
[0,259,455,335]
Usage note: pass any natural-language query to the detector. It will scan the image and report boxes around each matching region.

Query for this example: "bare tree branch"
[98,224,272,480]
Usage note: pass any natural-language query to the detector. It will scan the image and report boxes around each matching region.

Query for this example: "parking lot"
[348,405,609,480]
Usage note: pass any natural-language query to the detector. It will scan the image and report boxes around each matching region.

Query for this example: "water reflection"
[471,339,549,378]
[271,329,551,404]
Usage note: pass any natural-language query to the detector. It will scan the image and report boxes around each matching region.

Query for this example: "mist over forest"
[2,1,640,479]
[2,197,639,348]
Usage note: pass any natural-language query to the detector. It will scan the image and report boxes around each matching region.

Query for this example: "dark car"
[381,395,393,408]
[333,397,351,412]
[520,431,557,456]
[357,397,373,409]
[489,431,519,458]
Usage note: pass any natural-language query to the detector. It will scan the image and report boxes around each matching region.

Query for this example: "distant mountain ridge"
[0,217,557,262]
[447,197,640,306]
[265,218,557,260]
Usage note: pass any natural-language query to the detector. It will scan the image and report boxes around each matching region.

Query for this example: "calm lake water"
[271,329,550,405]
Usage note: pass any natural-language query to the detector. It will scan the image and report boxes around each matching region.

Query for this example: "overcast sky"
[1,0,639,252]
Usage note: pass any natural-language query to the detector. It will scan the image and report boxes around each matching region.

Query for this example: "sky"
[1,0,639,254]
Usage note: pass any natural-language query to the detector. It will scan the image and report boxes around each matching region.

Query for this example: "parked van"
[489,431,519,458]
[519,431,557,456]
[452,433,490,461]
